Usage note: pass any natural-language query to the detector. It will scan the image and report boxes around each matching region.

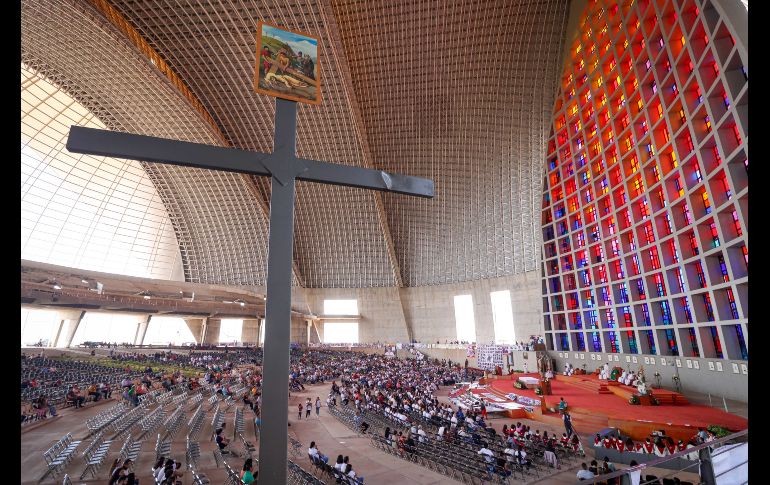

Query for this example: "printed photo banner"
[467,344,476,358]
[505,393,542,407]
[476,344,512,371]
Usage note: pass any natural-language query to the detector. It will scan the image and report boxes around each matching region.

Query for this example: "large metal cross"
[66,98,433,484]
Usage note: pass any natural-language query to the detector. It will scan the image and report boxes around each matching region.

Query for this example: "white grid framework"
[22,0,276,286]
[21,63,183,281]
[540,0,747,361]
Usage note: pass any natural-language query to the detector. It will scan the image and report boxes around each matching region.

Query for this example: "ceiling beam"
[86,0,226,144]
[317,0,404,288]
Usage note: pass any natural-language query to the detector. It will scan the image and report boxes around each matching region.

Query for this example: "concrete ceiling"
[21,259,277,318]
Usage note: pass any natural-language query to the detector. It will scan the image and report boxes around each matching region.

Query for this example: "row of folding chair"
[79,433,112,479]
[211,404,225,431]
[187,404,205,440]
[43,433,82,479]
[213,447,225,468]
[223,460,242,485]
[110,403,147,439]
[169,390,189,407]
[118,434,142,465]
[155,433,171,461]
[234,406,245,435]
[237,431,256,458]
[368,433,483,485]
[287,459,325,485]
[186,392,203,410]
[189,466,210,485]
[155,389,175,406]
[185,434,201,470]
[162,406,185,440]
[137,405,167,440]
[85,402,129,433]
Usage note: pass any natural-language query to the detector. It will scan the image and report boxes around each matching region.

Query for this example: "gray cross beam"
[66,98,434,484]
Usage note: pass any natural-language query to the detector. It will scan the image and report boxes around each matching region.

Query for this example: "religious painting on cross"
[254,21,321,105]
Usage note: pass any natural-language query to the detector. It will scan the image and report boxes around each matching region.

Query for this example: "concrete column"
[308,319,322,344]
[241,319,260,345]
[184,318,207,344]
[60,310,87,348]
[290,315,305,344]
[134,315,152,346]
[51,310,85,348]
[203,318,222,345]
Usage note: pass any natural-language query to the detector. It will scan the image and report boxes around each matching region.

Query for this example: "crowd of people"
[21,344,725,485]
[319,350,572,480]
[592,429,713,460]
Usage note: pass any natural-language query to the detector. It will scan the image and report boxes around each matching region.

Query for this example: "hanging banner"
[476,344,509,371]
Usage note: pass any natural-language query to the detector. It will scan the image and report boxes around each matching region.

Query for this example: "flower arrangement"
[629,395,640,405]
[534,387,543,396]
[514,380,527,390]
[707,425,731,438]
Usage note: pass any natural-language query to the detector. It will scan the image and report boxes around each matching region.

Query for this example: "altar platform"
[448,372,747,442]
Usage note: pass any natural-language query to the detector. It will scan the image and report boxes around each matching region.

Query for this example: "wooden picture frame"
[253,20,321,105]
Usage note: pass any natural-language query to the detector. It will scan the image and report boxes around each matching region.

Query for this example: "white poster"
[686,359,692,368]
[632,356,637,363]
[580,353,585,359]
[693,360,700,369]
[708,361,715,370]
[716,362,723,372]
[712,443,748,485]
[731,363,739,374]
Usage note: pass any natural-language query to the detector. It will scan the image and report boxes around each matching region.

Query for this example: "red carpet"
[454,373,747,441]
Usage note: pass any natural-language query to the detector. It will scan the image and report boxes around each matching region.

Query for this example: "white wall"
[299,270,541,345]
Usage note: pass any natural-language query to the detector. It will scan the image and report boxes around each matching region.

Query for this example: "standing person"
[315,396,321,416]
[558,397,568,414]
[305,398,312,418]
[480,401,487,421]
[563,412,575,438]
[298,402,303,420]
